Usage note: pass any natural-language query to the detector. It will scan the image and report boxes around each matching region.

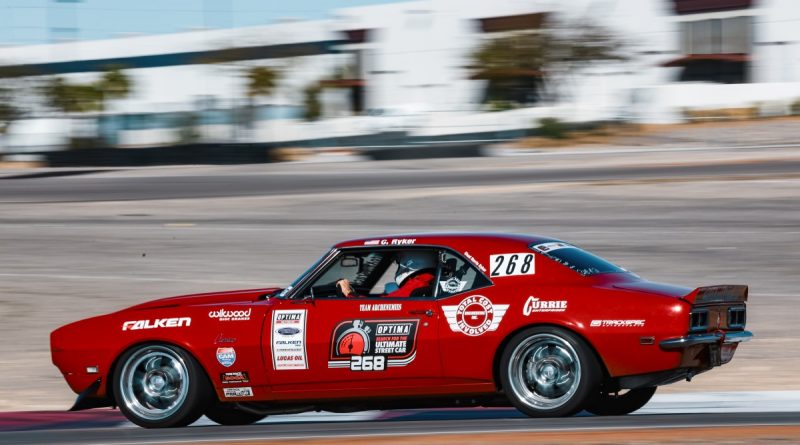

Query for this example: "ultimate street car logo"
[328,319,418,371]
[443,295,509,336]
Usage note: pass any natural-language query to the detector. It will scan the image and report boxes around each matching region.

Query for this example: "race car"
[51,233,752,428]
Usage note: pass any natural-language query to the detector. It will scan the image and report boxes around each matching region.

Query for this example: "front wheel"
[585,387,657,416]
[205,402,267,425]
[113,343,211,428]
[500,327,600,417]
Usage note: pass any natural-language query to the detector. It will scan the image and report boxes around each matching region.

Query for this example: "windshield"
[530,242,626,276]
[278,250,333,298]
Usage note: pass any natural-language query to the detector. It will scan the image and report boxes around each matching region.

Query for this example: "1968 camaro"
[51,233,752,428]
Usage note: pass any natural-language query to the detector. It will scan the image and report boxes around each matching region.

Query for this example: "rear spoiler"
[683,285,748,305]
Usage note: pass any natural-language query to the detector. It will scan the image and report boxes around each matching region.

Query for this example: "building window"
[681,16,751,55]
[669,16,752,83]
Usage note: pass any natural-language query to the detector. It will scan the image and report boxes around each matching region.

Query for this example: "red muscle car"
[51,233,752,428]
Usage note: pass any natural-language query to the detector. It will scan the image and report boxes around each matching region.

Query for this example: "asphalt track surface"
[2,149,798,443]
[3,411,800,445]
[2,158,800,203]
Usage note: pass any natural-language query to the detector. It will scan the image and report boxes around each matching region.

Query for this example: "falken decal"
[443,295,509,336]
[328,319,419,371]
[122,317,190,331]
[271,310,308,370]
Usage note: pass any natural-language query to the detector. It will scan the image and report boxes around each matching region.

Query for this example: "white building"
[1,0,799,150]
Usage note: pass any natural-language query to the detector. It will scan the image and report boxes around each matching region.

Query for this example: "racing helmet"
[394,252,436,285]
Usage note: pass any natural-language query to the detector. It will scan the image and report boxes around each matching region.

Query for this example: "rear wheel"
[113,343,211,428]
[500,327,600,417]
[205,402,267,425]
[585,387,657,416]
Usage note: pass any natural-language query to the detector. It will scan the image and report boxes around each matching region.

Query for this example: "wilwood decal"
[328,319,418,371]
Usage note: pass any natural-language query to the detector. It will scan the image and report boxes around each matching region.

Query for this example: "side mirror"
[340,256,359,268]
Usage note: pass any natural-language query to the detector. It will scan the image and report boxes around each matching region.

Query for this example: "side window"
[437,251,492,297]
[303,250,392,298]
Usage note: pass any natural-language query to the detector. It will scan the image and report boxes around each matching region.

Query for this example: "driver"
[336,252,436,298]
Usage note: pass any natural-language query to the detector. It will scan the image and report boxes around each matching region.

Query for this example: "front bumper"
[660,330,753,349]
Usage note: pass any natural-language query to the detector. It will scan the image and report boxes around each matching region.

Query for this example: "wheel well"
[105,340,215,406]
[491,323,610,392]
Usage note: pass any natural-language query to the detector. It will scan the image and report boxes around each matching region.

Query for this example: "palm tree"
[97,67,132,104]
[43,68,133,148]
[0,87,21,135]
[471,19,626,107]
[243,66,279,131]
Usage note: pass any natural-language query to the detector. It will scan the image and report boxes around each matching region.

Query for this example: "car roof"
[333,232,559,250]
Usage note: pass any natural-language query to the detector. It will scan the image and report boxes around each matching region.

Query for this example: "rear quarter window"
[530,242,626,276]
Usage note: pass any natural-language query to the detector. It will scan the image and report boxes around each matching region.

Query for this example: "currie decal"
[216,347,236,367]
[223,387,253,398]
[271,310,308,370]
[590,319,646,328]
[523,296,567,315]
[220,371,250,384]
[328,319,418,371]
[208,308,251,321]
[443,295,509,336]
[122,317,190,331]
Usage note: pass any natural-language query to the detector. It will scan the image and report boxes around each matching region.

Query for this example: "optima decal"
[208,308,251,321]
[271,310,308,370]
[443,295,509,336]
[328,319,419,371]
[523,296,567,315]
[122,317,190,331]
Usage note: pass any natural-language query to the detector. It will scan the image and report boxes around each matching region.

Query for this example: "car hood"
[611,280,693,299]
[125,287,281,311]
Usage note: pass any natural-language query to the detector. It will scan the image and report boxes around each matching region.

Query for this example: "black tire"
[205,402,267,425]
[585,387,657,416]
[112,343,211,428]
[500,326,600,417]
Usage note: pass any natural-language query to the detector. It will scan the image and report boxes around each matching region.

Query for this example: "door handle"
[409,309,434,317]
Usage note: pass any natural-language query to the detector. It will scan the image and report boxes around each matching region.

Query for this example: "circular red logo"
[454,295,494,336]
[338,332,367,355]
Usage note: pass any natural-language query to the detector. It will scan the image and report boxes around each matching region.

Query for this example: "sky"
[0,0,404,45]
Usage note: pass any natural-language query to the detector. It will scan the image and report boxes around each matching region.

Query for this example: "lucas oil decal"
[271,310,308,370]
[328,319,418,371]
[443,295,509,336]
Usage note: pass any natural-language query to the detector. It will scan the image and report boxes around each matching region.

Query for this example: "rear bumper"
[660,330,753,349]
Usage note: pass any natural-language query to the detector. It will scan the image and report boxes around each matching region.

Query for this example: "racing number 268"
[350,355,386,371]
[489,253,535,277]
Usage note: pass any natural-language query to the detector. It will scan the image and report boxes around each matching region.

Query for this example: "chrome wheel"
[507,333,581,410]
[119,345,190,421]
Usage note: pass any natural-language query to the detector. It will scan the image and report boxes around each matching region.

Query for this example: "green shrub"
[791,99,800,116]
[537,117,568,139]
